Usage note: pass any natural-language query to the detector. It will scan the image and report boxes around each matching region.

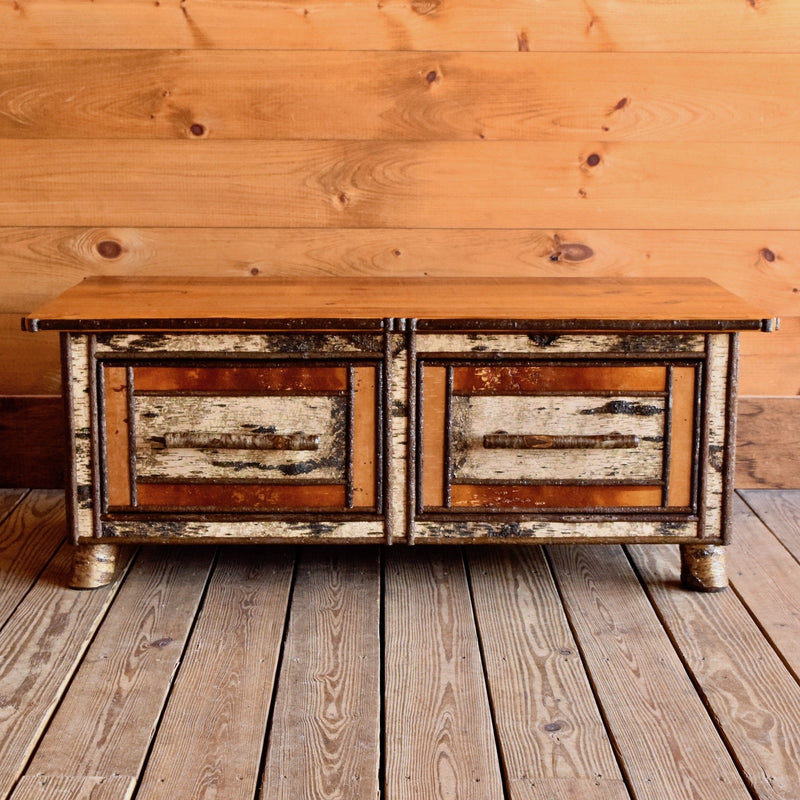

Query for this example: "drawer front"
[100,361,380,514]
[419,361,698,513]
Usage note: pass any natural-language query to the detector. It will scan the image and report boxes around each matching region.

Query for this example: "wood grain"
[735,399,800,489]
[421,365,447,509]
[384,547,504,799]
[135,547,294,800]
[628,541,800,800]
[2,0,799,51]
[3,228,798,312]
[260,548,380,800]
[102,366,131,508]
[133,364,348,393]
[547,544,753,800]
[9,776,136,800]
[728,494,800,675]
[352,366,377,509]
[5,141,800,230]
[668,367,696,508]
[466,547,628,800]
[0,317,59,394]
[4,52,800,142]
[739,489,800,564]
[135,482,347,510]
[450,483,662,509]
[0,491,64,626]
[25,277,773,331]
[24,546,215,780]
[0,489,25,520]
[453,365,667,394]
[0,542,131,800]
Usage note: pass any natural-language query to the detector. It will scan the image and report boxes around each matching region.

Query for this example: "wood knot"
[426,70,438,84]
[189,123,206,137]
[612,97,629,112]
[250,267,260,275]
[586,153,601,167]
[544,722,562,732]
[393,249,402,257]
[517,32,530,51]
[337,192,349,206]
[411,0,441,15]
[760,247,776,262]
[96,240,123,259]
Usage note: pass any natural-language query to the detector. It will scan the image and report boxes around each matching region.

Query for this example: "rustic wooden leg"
[70,543,120,589]
[680,543,728,592]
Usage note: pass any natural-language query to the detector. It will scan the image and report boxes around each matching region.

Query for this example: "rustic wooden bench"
[24,276,776,591]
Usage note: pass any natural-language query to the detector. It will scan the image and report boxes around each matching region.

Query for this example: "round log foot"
[680,543,728,592]
[70,543,120,589]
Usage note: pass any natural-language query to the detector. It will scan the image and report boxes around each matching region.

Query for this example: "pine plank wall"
[1,0,798,487]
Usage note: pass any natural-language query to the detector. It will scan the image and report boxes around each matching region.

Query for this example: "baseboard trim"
[1,394,797,490]
[0,395,65,489]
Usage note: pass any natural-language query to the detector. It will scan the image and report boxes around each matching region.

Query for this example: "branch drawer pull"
[155,432,319,451]
[483,433,638,450]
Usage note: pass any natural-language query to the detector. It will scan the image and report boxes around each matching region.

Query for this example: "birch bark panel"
[68,335,94,542]
[384,547,504,799]
[466,547,628,800]
[133,395,346,482]
[547,544,753,800]
[450,395,665,482]
[413,519,699,543]
[260,548,381,800]
[3,0,799,51]
[5,141,800,229]
[134,547,294,800]
[389,332,408,543]
[102,519,385,541]
[702,335,731,539]
[4,52,800,142]
[628,542,800,800]
[95,332,382,355]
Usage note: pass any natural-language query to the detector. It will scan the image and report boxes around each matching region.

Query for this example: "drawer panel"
[135,394,346,482]
[450,394,665,482]
[100,360,381,515]
[419,360,698,514]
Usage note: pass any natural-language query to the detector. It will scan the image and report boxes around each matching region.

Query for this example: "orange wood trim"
[133,365,348,393]
[421,366,447,509]
[668,366,696,508]
[102,366,131,508]
[449,483,663,509]
[352,366,377,509]
[134,482,346,511]
[452,365,667,394]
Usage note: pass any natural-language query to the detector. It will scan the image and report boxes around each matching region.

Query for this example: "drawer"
[99,361,381,514]
[418,361,699,513]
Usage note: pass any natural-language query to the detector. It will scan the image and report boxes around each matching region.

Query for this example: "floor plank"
[260,547,380,800]
[384,547,504,800]
[23,546,216,783]
[466,547,629,800]
[0,542,132,800]
[547,544,752,800]
[628,542,800,800]
[10,776,136,800]
[726,495,800,678]
[739,490,800,561]
[0,491,65,626]
[0,490,27,520]
[136,546,294,800]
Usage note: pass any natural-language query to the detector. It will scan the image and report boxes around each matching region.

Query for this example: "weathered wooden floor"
[1,490,800,800]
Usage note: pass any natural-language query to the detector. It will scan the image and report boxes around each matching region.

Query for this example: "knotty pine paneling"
[2,0,800,52]
[3,52,800,142]
[2,0,799,485]
[3,141,800,229]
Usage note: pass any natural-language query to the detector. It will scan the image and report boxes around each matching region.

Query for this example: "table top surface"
[24,276,777,333]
